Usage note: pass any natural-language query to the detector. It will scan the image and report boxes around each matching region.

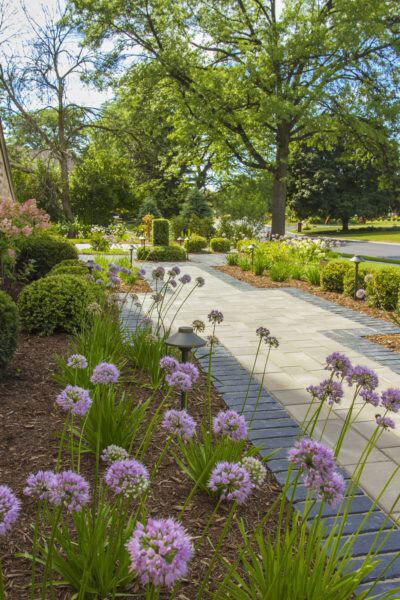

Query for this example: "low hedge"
[343,266,374,297]
[17,274,98,335]
[0,290,18,375]
[210,237,231,253]
[50,263,89,277]
[320,261,353,293]
[17,234,78,279]
[366,268,400,310]
[136,245,187,262]
[184,234,207,253]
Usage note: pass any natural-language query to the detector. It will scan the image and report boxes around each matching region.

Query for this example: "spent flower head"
[91,362,120,385]
[126,518,193,587]
[162,409,196,441]
[256,327,270,339]
[67,354,88,369]
[208,462,253,504]
[208,309,224,324]
[105,459,149,497]
[56,385,92,416]
[240,457,267,487]
[356,288,366,300]
[192,319,205,333]
[213,410,248,441]
[264,335,279,348]
[101,445,129,464]
[0,485,20,535]
[195,276,205,287]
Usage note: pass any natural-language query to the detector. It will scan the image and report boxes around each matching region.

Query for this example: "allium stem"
[240,337,262,415]
[30,501,42,600]
[136,389,172,460]
[334,384,362,459]
[0,558,4,600]
[150,437,173,480]
[77,412,90,474]
[207,324,216,427]
[248,345,271,426]
[56,412,70,471]
[41,504,63,599]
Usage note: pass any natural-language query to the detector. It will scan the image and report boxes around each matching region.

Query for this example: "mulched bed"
[217,265,397,325]
[368,334,400,353]
[0,330,282,598]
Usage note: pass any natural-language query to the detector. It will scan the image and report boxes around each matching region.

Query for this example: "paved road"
[338,240,400,260]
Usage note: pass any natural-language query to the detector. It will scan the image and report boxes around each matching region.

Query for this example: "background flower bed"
[0,332,281,598]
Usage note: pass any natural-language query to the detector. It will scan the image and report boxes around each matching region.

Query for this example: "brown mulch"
[217,265,397,325]
[0,330,282,598]
[121,278,151,293]
[368,334,400,353]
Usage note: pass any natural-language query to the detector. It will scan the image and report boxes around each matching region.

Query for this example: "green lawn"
[304,222,400,244]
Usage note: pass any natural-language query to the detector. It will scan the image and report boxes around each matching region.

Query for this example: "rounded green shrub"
[54,259,83,268]
[210,237,231,253]
[0,290,18,374]
[320,261,352,293]
[366,267,400,310]
[17,234,78,279]
[136,245,187,262]
[50,264,89,277]
[343,266,374,297]
[152,218,170,246]
[17,275,97,335]
[184,234,207,253]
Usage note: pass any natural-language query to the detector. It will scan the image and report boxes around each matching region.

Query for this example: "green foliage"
[0,291,18,375]
[290,263,304,280]
[53,259,82,268]
[366,268,400,310]
[171,214,215,239]
[302,264,321,287]
[238,255,251,271]
[126,327,169,389]
[90,231,111,251]
[237,238,258,251]
[218,217,256,244]
[343,266,374,297]
[210,237,231,253]
[152,218,170,246]
[226,252,239,266]
[320,261,353,293]
[50,264,88,277]
[138,199,161,220]
[11,159,63,222]
[253,252,270,276]
[180,188,212,220]
[136,245,187,261]
[269,261,292,282]
[184,234,208,253]
[213,172,272,225]
[17,275,97,335]
[17,234,78,280]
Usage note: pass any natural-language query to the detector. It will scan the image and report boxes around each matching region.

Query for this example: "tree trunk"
[341,216,349,232]
[271,124,290,236]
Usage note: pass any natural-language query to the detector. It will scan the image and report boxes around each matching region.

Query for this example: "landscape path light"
[177,237,183,246]
[350,255,365,300]
[165,326,206,409]
[86,258,95,275]
[129,245,135,265]
[247,243,258,268]
[140,235,146,248]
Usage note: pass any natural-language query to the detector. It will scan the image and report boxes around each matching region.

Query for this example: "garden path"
[129,255,400,522]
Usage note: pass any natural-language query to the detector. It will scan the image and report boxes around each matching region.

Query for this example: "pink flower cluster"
[162,409,196,441]
[24,470,90,513]
[213,410,248,441]
[0,198,50,239]
[160,357,199,392]
[208,461,253,504]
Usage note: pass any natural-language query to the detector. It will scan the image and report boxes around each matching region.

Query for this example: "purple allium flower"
[376,414,396,429]
[256,327,270,339]
[169,279,177,288]
[108,264,119,274]
[179,274,191,285]
[120,267,132,275]
[171,266,181,275]
[152,266,165,280]
[142,316,153,327]
[208,462,253,504]
[239,457,267,487]
[101,445,129,464]
[195,276,205,287]
[67,354,88,369]
[265,336,279,348]
[192,319,205,333]
[213,410,248,441]
[105,459,149,497]
[356,288,366,300]
[381,388,400,413]
[325,352,352,378]
[346,365,379,391]
[138,268,146,279]
[23,470,57,500]
[162,409,196,441]
[0,486,20,535]
[208,309,224,324]
[165,370,193,392]
[167,269,177,278]
[306,380,343,405]
[360,389,381,407]
[288,438,335,481]
[178,362,199,383]
[126,518,193,587]
[93,263,103,272]
[91,362,120,385]
[95,278,105,286]
[109,274,121,286]
[312,471,346,507]
[160,356,179,372]
[50,471,90,513]
[56,385,92,416]
[151,293,162,303]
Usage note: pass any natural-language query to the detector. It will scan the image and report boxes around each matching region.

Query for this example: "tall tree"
[71,0,400,234]
[0,1,99,220]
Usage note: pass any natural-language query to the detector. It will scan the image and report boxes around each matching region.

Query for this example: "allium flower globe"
[314,471,346,507]
[256,326,270,339]
[162,409,196,441]
[360,389,381,407]
[91,362,120,384]
[381,388,400,413]
[306,380,343,405]
[0,485,20,535]
[376,414,396,429]
[56,385,92,416]
[178,362,199,382]
[325,352,352,378]
[288,438,335,480]
[160,356,179,372]
[208,309,224,324]
[24,470,57,500]
[101,445,129,464]
[208,462,253,504]
[67,354,88,369]
[105,459,149,497]
[126,518,193,587]
[213,410,248,441]
[179,274,191,284]
[50,471,90,513]
[166,370,193,392]
[346,365,378,391]
[195,276,205,287]
[240,457,267,487]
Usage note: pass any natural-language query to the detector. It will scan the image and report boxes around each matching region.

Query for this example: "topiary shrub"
[17,234,78,279]
[0,291,18,375]
[17,275,97,335]
[184,234,207,253]
[50,263,89,277]
[210,237,231,253]
[320,261,353,293]
[343,266,374,297]
[152,219,170,246]
[366,268,400,310]
[136,245,187,262]
[53,259,82,268]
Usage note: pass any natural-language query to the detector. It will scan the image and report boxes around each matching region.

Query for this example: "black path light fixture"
[350,255,365,300]
[140,235,146,248]
[129,245,135,266]
[86,258,95,275]
[177,236,183,246]
[247,243,258,268]
[166,326,206,409]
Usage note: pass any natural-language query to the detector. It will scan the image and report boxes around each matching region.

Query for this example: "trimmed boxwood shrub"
[0,290,18,375]
[152,219,170,246]
[17,234,78,279]
[366,267,400,310]
[184,234,207,253]
[320,261,352,293]
[210,237,231,253]
[136,245,187,262]
[50,264,89,277]
[53,259,82,268]
[17,275,98,335]
[343,266,374,297]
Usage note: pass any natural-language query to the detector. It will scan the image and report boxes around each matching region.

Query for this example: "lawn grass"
[304,223,400,243]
